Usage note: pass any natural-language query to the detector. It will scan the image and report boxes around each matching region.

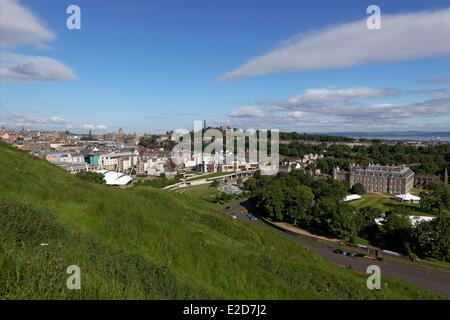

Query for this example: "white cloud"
[0,0,77,83]
[0,0,55,48]
[287,111,304,118]
[0,113,72,128]
[226,86,450,131]
[0,53,77,82]
[286,87,394,106]
[221,8,450,79]
[82,123,107,130]
[227,105,269,118]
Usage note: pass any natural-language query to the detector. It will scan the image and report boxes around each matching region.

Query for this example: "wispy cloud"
[0,0,55,48]
[0,112,73,128]
[0,53,77,82]
[226,86,450,131]
[0,0,77,83]
[220,8,450,79]
[228,105,270,118]
[277,87,396,109]
[82,123,108,130]
[418,76,450,84]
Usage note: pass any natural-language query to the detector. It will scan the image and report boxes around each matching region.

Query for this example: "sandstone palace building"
[333,164,415,194]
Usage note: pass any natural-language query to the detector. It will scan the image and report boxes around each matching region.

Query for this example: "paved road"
[222,204,450,297]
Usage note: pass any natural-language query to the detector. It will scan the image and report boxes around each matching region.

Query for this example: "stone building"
[414,167,448,188]
[333,164,415,194]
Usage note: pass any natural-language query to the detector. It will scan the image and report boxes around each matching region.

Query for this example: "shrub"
[76,171,105,184]
[351,183,365,195]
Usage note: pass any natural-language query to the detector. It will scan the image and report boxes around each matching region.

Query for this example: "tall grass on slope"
[0,143,443,299]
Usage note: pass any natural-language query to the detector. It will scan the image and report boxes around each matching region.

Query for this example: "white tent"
[343,194,362,202]
[97,170,133,186]
[408,215,434,226]
[394,193,421,203]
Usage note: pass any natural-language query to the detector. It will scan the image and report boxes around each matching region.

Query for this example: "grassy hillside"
[0,143,442,299]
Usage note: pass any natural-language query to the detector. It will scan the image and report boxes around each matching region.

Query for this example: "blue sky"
[1,0,450,133]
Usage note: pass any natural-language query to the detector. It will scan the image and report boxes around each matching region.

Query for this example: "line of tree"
[247,170,450,261]
[247,170,363,241]
[280,140,450,176]
[139,136,175,151]
[280,132,355,142]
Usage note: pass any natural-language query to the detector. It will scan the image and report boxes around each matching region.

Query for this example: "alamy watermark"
[170,121,279,175]
[366,265,381,290]
[367,5,381,30]
[66,265,81,290]
[66,5,81,30]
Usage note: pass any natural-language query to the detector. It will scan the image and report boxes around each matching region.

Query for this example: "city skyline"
[1,0,450,133]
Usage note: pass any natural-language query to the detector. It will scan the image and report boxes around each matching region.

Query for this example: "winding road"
[223,203,450,298]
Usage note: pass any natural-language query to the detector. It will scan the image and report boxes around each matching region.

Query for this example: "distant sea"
[321,131,450,142]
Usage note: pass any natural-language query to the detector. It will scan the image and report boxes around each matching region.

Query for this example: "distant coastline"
[321,131,450,142]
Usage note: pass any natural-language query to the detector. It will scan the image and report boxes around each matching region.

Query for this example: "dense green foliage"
[213,192,235,204]
[351,183,365,195]
[279,140,450,176]
[0,142,441,299]
[279,141,325,158]
[250,170,450,261]
[382,208,450,262]
[410,216,450,261]
[76,171,105,184]
[280,132,355,142]
[250,170,359,240]
[420,182,450,215]
[139,136,175,151]
[138,173,182,188]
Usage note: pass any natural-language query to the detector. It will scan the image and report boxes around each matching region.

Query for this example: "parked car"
[333,249,358,257]
[231,214,238,219]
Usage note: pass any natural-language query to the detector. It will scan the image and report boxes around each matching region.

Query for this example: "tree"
[420,182,450,215]
[358,206,383,230]
[312,180,347,201]
[285,185,314,226]
[243,178,257,191]
[351,183,365,195]
[259,182,285,220]
[139,136,156,148]
[411,216,450,262]
[382,210,413,253]
[314,198,359,241]
[236,177,243,186]
[76,171,105,184]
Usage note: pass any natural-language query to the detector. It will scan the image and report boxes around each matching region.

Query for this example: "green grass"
[348,192,437,216]
[0,143,443,299]
[179,185,244,208]
[423,258,450,269]
[179,185,218,200]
